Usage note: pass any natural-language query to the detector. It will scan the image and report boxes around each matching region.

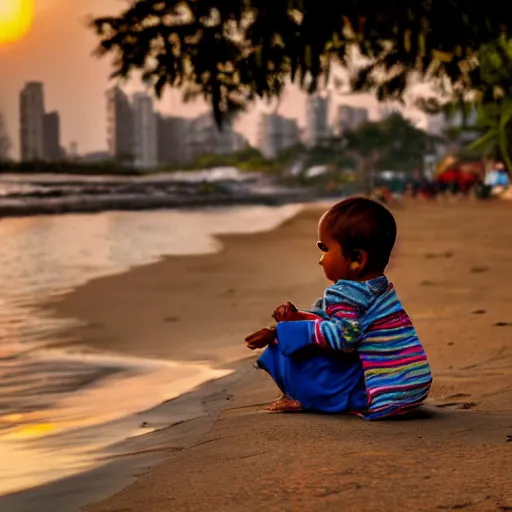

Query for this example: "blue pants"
[258,343,368,414]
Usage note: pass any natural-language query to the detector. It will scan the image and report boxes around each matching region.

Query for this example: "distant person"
[435,176,449,197]
[458,163,480,196]
[245,197,432,419]
[485,162,510,191]
[437,167,460,197]
[418,178,437,200]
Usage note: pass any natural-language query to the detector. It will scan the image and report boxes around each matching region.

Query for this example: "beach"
[2,198,512,511]
[0,205,303,498]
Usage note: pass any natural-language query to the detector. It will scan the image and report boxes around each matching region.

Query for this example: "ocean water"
[0,204,303,496]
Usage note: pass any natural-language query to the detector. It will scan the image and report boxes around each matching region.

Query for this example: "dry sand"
[47,200,512,510]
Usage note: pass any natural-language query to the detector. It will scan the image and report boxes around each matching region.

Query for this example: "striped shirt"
[313,276,432,419]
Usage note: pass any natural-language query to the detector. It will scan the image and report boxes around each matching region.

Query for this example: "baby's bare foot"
[264,396,302,412]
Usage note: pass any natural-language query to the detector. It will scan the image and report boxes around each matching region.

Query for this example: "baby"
[246,197,432,419]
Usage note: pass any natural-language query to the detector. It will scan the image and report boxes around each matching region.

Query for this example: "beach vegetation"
[91,1,511,127]
[418,36,512,170]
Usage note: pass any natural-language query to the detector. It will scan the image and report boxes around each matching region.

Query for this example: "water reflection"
[0,204,302,495]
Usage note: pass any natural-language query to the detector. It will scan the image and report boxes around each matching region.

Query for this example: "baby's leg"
[258,338,367,414]
[257,343,303,411]
[257,343,286,393]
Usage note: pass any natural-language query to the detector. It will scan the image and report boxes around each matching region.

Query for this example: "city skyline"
[0,0,431,161]
[15,79,379,166]
[9,77,434,163]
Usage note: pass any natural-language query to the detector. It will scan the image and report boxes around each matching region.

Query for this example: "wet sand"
[46,204,332,366]
[6,199,512,511]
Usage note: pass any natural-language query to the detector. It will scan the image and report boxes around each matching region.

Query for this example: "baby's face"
[316,213,351,283]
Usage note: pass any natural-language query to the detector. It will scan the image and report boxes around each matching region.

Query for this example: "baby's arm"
[272,301,322,322]
[275,304,362,356]
[273,299,329,322]
[281,310,325,321]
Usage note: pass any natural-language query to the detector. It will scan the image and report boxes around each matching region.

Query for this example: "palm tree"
[469,102,512,170]
[468,37,512,170]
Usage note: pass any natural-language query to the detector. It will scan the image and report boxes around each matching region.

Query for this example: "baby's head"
[317,197,397,283]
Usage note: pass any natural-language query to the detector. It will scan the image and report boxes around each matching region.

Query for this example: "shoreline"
[42,204,331,364]
[0,190,321,218]
[0,358,255,512]
[2,199,512,511]
[0,202,327,505]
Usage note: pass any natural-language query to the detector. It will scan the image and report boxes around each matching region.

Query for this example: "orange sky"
[0,0,428,160]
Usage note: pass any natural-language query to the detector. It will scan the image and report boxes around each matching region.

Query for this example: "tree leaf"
[90,0,512,126]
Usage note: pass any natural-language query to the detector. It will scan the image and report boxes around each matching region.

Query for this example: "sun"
[0,0,34,44]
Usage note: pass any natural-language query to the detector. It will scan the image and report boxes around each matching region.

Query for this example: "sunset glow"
[0,0,34,44]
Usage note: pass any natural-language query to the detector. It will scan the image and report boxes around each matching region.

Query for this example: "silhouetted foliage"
[345,114,437,172]
[417,36,512,170]
[91,1,510,126]
[468,38,512,170]
[340,114,437,191]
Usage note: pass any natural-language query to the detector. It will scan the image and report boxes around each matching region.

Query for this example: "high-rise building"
[157,114,192,166]
[132,92,157,169]
[68,141,78,160]
[305,93,330,148]
[257,113,299,159]
[334,105,369,135]
[282,118,300,150]
[188,114,239,160]
[20,81,45,161]
[257,113,282,159]
[106,86,133,163]
[43,111,61,161]
[0,112,11,161]
[233,132,249,153]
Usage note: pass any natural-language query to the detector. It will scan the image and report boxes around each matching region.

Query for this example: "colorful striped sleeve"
[312,304,362,352]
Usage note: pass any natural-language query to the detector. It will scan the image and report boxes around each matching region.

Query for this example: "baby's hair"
[324,196,397,273]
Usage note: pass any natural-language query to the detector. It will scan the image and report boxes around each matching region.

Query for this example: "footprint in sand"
[470,266,489,274]
[435,402,478,410]
[84,322,103,329]
[424,251,454,259]
[494,322,512,327]
[471,309,487,315]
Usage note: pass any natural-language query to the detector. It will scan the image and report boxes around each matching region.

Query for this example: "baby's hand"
[245,327,276,350]
[272,301,298,322]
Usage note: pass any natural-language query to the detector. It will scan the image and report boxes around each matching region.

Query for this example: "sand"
[47,204,333,365]
[21,200,512,510]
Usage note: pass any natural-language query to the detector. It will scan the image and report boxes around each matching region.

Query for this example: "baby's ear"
[353,249,370,273]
